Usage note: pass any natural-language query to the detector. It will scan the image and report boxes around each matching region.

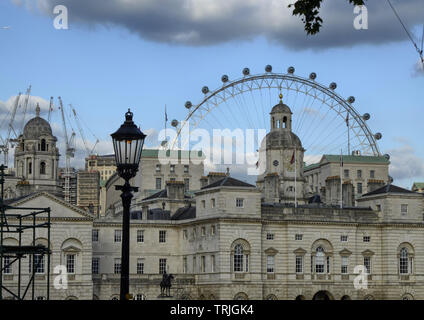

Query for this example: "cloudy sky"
[0,0,424,187]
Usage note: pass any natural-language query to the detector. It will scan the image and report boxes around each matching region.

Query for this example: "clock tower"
[257,94,307,204]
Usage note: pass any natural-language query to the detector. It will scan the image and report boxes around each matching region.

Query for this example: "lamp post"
[111,109,146,301]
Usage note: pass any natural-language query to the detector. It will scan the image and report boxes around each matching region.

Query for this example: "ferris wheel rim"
[170,71,381,156]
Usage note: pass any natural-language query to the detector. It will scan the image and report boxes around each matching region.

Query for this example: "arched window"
[28,162,32,175]
[315,247,325,273]
[40,162,46,175]
[234,244,244,272]
[41,139,46,151]
[283,116,287,128]
[399,248,409,274]
[231,239,250,273]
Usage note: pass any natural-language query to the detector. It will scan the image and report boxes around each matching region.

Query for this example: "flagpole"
[340,149,343,209]
[346,114,350,155]
[294,147,297,208]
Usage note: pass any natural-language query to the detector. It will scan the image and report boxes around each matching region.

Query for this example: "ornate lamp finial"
[279,93,283,103]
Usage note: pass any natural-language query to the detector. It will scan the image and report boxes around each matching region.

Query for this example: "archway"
[312,291,334,300]
[341,295,351,300]
[295,295,306,300]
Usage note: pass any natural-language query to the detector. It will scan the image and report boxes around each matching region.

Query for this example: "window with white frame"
[363,236,370,242]
[370,170,375,178]
[3,256,11,274]
[156,177,162,190]
[357,170,362,178]
[135,294,146,300]
[364,256,371,274]
[184,165,189,173]
[295,255,303,274]
[341,256,348,274]
[341,235,348,242]
[159,259,167,274]
[114,230,122,242]
[159,230,166,243]
[315,247,325,274]
[266,233,274,240]
[156,164,161,172]
[266,255,275,273]
[401,204,408,216]
[137,258,144,274]
[170,165,175,173]
[66,254,75,274]
[184,178,189,192]
[114,258,121,274]
[295,234,303,241]
[92,257,99,274]
[137,230,144,243]
[92,229,99,242]
[236,198,244,208]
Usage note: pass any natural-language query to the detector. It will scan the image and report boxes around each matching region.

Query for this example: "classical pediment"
[362,249,375,256]
[293,248,307,255]
[265,247,279,255]
[339,248,353,256]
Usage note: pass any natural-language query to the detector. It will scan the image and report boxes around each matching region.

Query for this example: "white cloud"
[16,0,424,50]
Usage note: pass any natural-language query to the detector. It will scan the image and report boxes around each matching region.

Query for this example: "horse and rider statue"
[160,271,174,297]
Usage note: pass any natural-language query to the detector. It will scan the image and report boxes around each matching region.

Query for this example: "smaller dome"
[23,116,53,139]
[270,102,292,115]
[264,130,302,149]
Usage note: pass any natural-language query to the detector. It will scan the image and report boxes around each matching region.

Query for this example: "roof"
[322,154,389,164]
[90,149,204,161]
[147,208,171,220]
[142,188,191,201]
[264,130,302,148]
[23,116,53,139]
[171,206,196,220]
[304,163,320,171]
[201,176,255,190]
[361,184,416,197]
[270,102,292,114]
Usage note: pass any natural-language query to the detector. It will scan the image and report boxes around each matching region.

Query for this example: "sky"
[0,0,423,188]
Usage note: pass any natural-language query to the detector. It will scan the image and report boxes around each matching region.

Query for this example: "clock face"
[273,160,279,167]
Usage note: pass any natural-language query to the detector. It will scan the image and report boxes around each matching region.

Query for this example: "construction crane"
[58,97,76,203]
[0,92,22,166]
[71,105,99,156]
[17,85,32,136]
[47,96,54,123]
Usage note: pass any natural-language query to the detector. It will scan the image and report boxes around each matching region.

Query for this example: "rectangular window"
[295,234,303,241]
[357,170,362,178]
[341,256,348,274]
[183,257,187,274]
[236,198,244,208]
[183,230,188,239]
[137,230,144,243]
[201,200,205,208]
[114,258,121,274]
[201,256,206,273]
[376,204,381,211]
[295,256,303,274]
[266,255,275,273]
[211,198,216,208]
[170,165,175,173]
[357,183,363,194]
[193,256,197,273]
[401,204,408,216]
[266,233,275,240]
[201,227,205,237]
[184,165,189,173]
[364,257,371,274]
[92,229,99,242]
[363,236,370,242]
[66,254,75,274]
[370,170,375,178]
[156,164,161,172]
[156,178,162,190]
[327,256,330,274]
[92,258,99,274]
[211,255,216,273]
[211,225,216,236]
[344,169,349,178]
[159,259,167,274]
[137,259,144,274]
[184,178,190,192]
[114,230,122,242]
[3,256,11,274]
[159,230,166,243]
[341,235,348,242]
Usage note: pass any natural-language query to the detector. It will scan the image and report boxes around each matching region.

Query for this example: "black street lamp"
[111,109,146,301]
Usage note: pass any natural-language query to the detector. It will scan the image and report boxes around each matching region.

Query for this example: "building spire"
[35,103,40,117]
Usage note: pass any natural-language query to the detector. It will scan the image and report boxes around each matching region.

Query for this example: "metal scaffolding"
[0,164,51,300]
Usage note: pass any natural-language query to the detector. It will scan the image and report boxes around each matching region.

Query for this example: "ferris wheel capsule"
[185,101,192,109]
[329,82,337,90]
[242,68,250,76]
[384,153,390,160]
[171,119,179,127]
[265,65,272,72]
[362,113,370,121]
[309,72,317,80]
[221,75,229,83]
[347,96,355,104]
[202,86,209,94]
[287,66,295,74]
[374,132,382,140]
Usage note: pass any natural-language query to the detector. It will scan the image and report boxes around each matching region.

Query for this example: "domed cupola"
[270,93,293,131]
[23,103,53,139]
